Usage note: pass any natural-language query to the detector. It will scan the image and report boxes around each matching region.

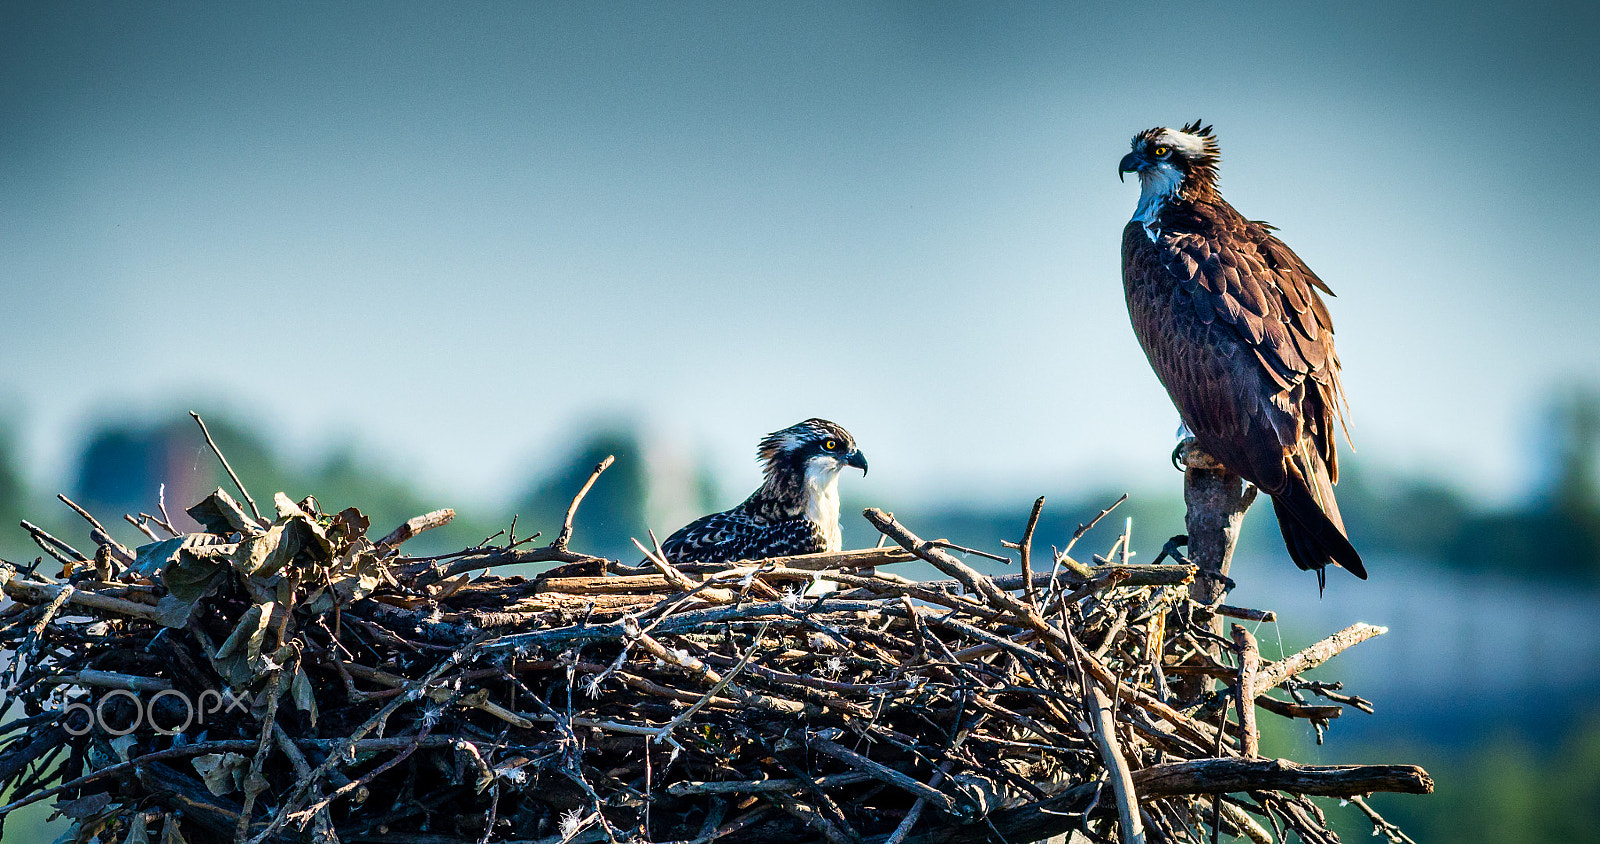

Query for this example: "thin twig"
[237,649,291,843]
[1061,493,1128,561]
[245,638,492,844]
[20,519,88,563]
[1254,623,1388,693]
[925,540,1011,564]
[1231,624,1260,759]
[124,513,162,542]
[1349,795,1421,844]
[810,738,961,817]
[1017,496,1045,607]
[652,621,770,745]
[1045,493,1127,605]
[554,456,614,551]
[1216,605,1276,623]
[190,411,264,525]
[57,494,134,564]
[633,535,698,593]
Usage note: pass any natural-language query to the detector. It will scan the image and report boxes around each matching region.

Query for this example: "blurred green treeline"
[917,384,1600,583]
[0,411,722,571]
[1,385,1598,581]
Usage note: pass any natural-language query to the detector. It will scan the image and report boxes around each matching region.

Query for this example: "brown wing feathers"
[1205,230,1363,580]
[1124,208,1366,582]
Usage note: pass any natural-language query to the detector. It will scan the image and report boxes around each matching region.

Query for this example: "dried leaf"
[274,495,335,561]
[291,663,319,726]
[185,488,262,536]
[124,813,150,844]
[162,544,233,605]
[134,534,232,578]
[210,649,250,691]
[329,506,371,545]
[191,752,248,796]
[303,587,334,616]
[51,820,98,844]
[235,516,333,579]
[287,512,334,562]
[131,536,187,577]
[159,816,189,844]
[331,571,380,604]
[109,734,138,762]
[211,603,274,688]
[234,525,286,578]
[330,548,382,603]
[274,491,308,521]
[132,539,238,628]
[54,791,111,819]
[145,595,194,628]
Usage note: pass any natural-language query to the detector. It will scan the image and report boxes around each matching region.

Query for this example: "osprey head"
[758,418,868,479]
[1118,120,1221,202]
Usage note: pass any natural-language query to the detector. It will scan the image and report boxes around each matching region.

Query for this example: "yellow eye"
[1153,146,1170,157]
[824,439,838,451]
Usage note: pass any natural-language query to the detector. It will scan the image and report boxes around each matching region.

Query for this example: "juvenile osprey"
[1118,121,1366,585]
[658,419,868,566]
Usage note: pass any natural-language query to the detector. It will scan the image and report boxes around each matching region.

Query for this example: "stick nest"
[1,468,1430,844]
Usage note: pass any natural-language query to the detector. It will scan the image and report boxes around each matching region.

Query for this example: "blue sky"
[3,2,1597,509]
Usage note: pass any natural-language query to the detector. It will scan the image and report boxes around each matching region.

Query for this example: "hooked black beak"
[845,449,868,476]
[1118,152,1143,182]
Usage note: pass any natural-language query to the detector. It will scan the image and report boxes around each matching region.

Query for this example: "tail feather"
[1269,485,1366,581]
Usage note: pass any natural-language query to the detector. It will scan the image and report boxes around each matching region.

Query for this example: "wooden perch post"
[1179,439,1257,614]
[1169,440,1258,702]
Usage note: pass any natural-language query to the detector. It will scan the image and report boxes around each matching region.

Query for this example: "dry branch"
[1232,624,1261,759]
[1132,758,1434,796]
[1087,684,1146,844]
[191,411,264,525]
[376,508,456,552]
[1257,622,1389,691]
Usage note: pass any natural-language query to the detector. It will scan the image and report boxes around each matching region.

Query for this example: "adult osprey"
[658,419,868,566]
[1118,121,1366,585]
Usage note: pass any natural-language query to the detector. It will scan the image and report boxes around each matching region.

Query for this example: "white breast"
[803,458,845,551]
[1133,162,1183,242]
